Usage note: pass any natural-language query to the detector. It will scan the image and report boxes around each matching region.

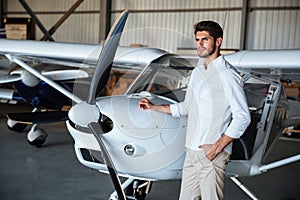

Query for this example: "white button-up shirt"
[170,55,251,154]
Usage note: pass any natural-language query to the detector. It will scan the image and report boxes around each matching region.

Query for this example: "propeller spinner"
[68,10,129,200]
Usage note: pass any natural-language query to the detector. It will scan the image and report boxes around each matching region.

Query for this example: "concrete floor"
[0,103,300,200]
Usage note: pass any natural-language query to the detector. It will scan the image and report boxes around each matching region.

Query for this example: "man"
[138,21,251,199]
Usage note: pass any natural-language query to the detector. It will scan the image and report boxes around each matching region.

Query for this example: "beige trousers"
[179,148,230,200]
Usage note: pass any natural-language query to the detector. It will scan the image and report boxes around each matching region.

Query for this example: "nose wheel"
[129,180,152,200]
[109,178,152,200]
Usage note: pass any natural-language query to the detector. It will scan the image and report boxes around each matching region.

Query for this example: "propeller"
[69,10,129,200]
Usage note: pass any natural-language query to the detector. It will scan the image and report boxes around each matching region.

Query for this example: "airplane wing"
[224,50,300,83]
[0,39,99,68]
[0,37,167,107]
[0,39,167,69]
[0,39,167,85]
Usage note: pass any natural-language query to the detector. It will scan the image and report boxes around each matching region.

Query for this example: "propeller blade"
[87,10,129,104]
[83,10,129,200]
[88,122,126,200]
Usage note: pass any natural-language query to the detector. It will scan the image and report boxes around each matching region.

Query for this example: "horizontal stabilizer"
[7,111,68,124]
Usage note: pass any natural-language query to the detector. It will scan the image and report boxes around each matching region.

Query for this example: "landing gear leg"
[230,177,259,200]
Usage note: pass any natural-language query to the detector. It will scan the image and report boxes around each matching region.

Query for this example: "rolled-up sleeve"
[170,82,193,118]
[224,72,251,139]
[170,103,181,117]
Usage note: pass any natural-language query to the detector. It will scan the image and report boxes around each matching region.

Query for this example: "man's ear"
[216,37,223,47]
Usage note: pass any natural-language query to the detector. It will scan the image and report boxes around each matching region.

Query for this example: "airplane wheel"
[7,119,28,132]
[134,189,147,200]
[27,128,47,147]
[124,180,152,200]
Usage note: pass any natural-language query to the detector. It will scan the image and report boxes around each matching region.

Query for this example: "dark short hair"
[194,20,223,40]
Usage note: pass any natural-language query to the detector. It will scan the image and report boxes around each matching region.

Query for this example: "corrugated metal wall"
[7,0,101,44]
[247,0,300,49]
[6,0,300,52]
[112,0,243,52]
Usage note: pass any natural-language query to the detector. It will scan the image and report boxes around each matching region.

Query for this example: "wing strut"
[5,54,82,104]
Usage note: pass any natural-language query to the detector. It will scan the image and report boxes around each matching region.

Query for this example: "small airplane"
[0,17,165,147]
[1,10,300,200]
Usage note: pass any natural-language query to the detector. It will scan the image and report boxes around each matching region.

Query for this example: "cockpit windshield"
[126,55,195,102]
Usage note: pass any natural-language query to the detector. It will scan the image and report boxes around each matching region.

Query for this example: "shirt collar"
[198,55,224,72]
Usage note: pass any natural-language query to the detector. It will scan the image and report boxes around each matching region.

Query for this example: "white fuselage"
[67,94,187,180]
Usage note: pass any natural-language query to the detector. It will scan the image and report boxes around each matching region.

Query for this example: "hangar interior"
[1,0,300,52]
[0,1,300,200]
[2,0,299,95]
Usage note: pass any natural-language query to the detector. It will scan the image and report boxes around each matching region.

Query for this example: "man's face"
[195,31,218,58]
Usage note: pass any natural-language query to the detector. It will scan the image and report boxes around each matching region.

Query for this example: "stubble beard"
[197,42,217,58]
